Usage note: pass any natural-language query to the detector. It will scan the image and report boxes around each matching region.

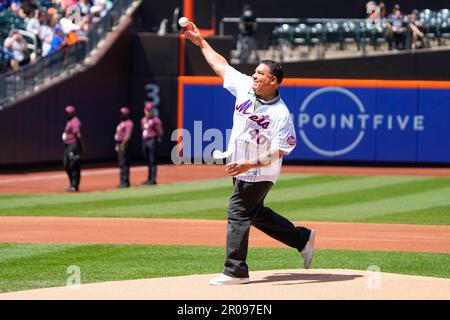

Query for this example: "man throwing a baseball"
[183,22,316,285]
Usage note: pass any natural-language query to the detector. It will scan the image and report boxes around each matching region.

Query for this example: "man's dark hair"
[260,59,284,84]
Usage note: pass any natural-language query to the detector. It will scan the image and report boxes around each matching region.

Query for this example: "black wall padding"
[233,49,450,81]
[185,36,234,76]
[133,34,180,76]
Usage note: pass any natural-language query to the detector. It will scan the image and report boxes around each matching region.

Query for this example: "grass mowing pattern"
[0,174,449,224]
[0,243,448,293]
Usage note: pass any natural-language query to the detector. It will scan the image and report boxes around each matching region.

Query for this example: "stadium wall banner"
[178,77,450,163]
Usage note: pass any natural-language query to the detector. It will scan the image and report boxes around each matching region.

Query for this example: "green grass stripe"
[0,195,36,200]
[283,186,450,223]
[0,174,449,225]
[0,175,422,218]
[268,177,450,214]
[266,175,427,203]
[0,175,347,216]
[0,177,232,209]
[0,243,448,293]
[0,174,312,211]
[362,204,450,224]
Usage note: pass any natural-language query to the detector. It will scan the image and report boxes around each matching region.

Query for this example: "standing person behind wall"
[115,107,134,188]
[62,105,86,192]
[237,4,259,64]
[140,102,164,185]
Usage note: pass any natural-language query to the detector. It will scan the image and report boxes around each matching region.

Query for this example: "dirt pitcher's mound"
[1,269,449,300]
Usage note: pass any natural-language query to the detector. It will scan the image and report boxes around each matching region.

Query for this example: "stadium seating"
[271,7,450,59]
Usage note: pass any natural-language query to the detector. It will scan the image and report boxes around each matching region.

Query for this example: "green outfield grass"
[0,174,450,225]
[0,243,448,293]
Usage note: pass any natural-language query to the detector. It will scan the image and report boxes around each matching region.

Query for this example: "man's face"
[65,111,74,119]
[251,63,276,95]
[145,110,153,118]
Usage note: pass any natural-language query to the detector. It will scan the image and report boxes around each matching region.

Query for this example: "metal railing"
[0,0,134,108]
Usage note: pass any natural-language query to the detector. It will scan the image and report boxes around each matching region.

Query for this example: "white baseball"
[178,17,190,28]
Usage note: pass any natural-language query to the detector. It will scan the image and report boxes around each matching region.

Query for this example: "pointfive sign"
[298,87,425,157]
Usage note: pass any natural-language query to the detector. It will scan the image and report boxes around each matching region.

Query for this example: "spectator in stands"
[25,8,41,35]
[385,7,406,50]
[378,1,386,18]
[406,9,428,49]
[3,29,29,70]
[94,0,110,16]
[60,0,78,10]
[38,14,55,56]
[48,26,65,54]
[20,0,38,14]
[59,8,81,35]
[365,1,378,19]
[89,4,102,25]
[0,0,10,12]
[77,0,92,17]
[59,7,88,44]
[8,0,21,12]
[0,46,13,72]
[367,7,379,25]
[237,4,259,64]
[47,7,58,20]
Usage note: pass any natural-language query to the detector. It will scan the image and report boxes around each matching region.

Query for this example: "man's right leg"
[147,139,157,184]
[63,147,72,187]
[142,141,151,184]
[223,180,273,278]
[118,150,130,186]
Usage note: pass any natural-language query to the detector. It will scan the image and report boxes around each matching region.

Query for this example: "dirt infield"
[2,164,450,194]
[0,165,229,194]
[1,269,449,300]
[1,217,449,253]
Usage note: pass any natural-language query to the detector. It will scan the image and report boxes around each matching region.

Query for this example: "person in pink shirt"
[140,102,163,185]
[62,105,86,192]
[115,107,134,188]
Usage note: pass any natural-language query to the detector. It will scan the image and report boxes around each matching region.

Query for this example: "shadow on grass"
[250,272,364,285]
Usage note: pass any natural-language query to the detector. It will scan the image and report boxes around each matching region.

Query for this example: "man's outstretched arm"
[183,22,229,79]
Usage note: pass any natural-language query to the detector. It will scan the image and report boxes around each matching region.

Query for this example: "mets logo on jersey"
[287,135,296,146]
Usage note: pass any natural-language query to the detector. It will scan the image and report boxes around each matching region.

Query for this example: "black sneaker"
[117,183,130,188]
[141,181,157,186]
[66,186,78,192]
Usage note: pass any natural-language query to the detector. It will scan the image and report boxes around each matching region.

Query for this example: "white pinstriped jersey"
[223,65,296,184]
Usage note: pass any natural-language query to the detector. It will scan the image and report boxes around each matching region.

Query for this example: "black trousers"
[142,138,158,183]
[117,147,131,185]
[63,143,81,189]
[224,179,311,278]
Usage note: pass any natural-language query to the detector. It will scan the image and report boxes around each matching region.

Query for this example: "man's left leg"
[252,206,310,251]
[252,206,315,268]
